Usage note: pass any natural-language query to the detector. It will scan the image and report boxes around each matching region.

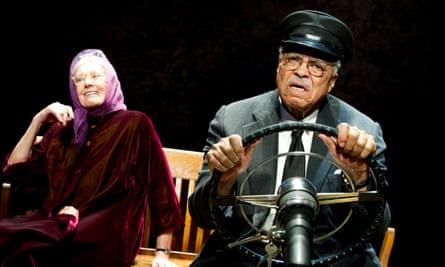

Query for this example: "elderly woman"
[0,49,184,267]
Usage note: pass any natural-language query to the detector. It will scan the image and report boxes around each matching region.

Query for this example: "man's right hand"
[206,135,261,196]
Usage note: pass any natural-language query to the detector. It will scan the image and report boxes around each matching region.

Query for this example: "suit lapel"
[235,91,281,197]
[307,96,340,188]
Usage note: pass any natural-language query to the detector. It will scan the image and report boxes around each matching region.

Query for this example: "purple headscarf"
[69,48,127,150]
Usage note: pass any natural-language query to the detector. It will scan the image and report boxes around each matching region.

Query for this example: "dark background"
[2,0,435,266]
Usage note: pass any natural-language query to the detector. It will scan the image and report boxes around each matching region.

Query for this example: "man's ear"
[328,74,338,93]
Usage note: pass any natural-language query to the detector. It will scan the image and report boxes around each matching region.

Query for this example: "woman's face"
[72,61,106,110]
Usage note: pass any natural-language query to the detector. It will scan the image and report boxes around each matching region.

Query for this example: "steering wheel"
[209,121,388,266]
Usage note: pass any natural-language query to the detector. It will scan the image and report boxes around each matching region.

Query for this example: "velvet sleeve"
[144,117,184,235]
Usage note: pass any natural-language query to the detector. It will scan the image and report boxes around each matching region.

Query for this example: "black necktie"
[282,130,305,179]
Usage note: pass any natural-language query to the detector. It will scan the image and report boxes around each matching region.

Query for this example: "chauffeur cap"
[280,10,354,62]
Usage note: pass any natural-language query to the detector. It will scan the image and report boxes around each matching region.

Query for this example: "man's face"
[276,52,338,119]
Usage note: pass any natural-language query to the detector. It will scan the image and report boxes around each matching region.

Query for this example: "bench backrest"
[142,147,211,253]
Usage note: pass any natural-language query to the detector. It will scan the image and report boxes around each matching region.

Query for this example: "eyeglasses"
[280,53,336,77]
[72,72,105,86]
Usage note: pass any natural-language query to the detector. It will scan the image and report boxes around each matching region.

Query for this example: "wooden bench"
[132,147,210,267]
[0,147,395,267]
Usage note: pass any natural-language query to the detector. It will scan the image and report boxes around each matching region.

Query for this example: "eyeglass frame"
[72,72,106,86]
[279,52,340,77]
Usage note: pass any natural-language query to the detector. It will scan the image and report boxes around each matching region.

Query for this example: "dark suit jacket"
[189,90,391,267]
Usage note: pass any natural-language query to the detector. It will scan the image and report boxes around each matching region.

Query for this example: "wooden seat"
[379,226,396,267]
[133,147,210,267]
[163,147,211,253]
[0,147,395,267]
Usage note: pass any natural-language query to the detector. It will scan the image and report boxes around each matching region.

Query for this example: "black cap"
[280,10,354,62]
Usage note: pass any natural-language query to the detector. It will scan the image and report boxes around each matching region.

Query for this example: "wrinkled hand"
[318,122,376,185]
[34,102,74,127]
[151,254,179,267]
[206,135,261,196]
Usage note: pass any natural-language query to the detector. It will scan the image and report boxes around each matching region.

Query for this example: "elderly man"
[188,9,391,267]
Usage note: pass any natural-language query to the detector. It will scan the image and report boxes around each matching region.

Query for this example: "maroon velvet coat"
[0,110,184,267]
